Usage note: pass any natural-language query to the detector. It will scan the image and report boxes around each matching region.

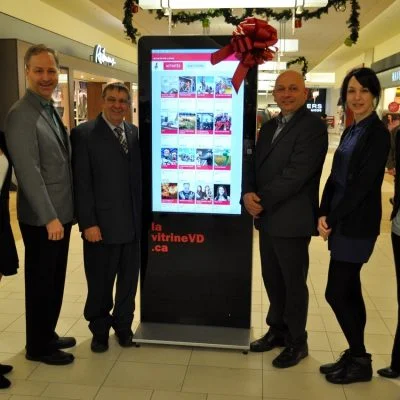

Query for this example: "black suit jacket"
[319,112,390,238]
[243,106,328,237]
[0,131,18,275]
[71,115,142,244]
[392,127,400,220]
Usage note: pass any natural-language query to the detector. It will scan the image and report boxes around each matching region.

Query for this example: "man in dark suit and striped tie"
[71,82,142,352]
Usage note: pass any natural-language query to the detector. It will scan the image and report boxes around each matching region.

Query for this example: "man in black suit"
[71,82,142,352]
[243,70,328,368]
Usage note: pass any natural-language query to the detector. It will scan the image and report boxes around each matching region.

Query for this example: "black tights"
[325,259,367,356]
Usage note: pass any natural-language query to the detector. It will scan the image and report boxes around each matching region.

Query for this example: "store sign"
[392,70,400,83]
[388,102,400,112]
[93,44,116,66]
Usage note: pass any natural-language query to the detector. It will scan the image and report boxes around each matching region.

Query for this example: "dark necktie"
[114,126,129,154]
[44,103,68,148]
[272,116,286,143]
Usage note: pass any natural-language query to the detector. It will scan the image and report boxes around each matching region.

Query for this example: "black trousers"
[19,222,72,356]
[259,232,310,345]
[325,259,366,356]
[390,233,400,370]
[83,240,140,337]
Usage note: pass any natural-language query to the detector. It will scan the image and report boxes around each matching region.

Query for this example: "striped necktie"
[114,126,129,154]
[272,116,286,143]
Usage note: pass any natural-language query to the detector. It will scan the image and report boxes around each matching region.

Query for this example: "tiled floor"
[1,135,400,399]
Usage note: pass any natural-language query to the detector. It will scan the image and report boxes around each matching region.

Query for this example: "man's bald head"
[273,70,308,115]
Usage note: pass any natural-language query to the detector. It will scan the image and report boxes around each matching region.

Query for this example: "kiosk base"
[134,322,250,350]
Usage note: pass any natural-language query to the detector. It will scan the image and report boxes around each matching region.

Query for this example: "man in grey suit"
[71,82,142,352]
[243,70,328,368]
[5,44,76,365]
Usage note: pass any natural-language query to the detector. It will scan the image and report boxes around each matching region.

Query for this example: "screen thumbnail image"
[178,182,196,201]
[161,147,178,168]
[195,183,213,202]
[178,147,196,168]
[161,111,178,132]
[196,148,213,168]
[161,182,178,202]
[215,77,233,96]
[213,184,231,202]
[179,76,196,96]
[214,112,232,133]
[196,112,214,132]
[213,148,231,169]
[161,76,179,96]
[178,112,196,132]
[196,76,214,96]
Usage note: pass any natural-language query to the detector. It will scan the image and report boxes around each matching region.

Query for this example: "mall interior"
[1,0,400,399]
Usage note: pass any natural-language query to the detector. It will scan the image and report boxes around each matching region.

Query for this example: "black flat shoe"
[377,367,400,379]
[51,336,77,350]
[91,336,109,353]
[0,364,13,375]
[272,343,308,368]
[26,350,74,365]
[320,350,351,374]
[326,353,372,384]
[0,375,11,389]
[250,331,286,353]
[115,331,135,348]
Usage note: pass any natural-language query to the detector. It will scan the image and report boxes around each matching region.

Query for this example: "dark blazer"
[391,125,400,220]
[0,131,18,276]
[71,114,142,244]
[320,112,390,238]
[243,106,328,237]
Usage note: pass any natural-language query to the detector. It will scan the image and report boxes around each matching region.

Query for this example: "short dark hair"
[340,67,381,108]
[24,44,59,68]
[102,82,131,102]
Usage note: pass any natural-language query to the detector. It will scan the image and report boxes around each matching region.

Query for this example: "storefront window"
[74,80,88,126]
[52,68,70,132]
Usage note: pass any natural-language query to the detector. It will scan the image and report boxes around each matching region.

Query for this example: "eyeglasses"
[105,97,130,105]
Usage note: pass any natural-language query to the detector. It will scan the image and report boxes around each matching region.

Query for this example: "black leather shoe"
[26,350,74,365]
[0,364,13,375]
[326,353,372,384]
[115,331,135,348]
[51,336,77,350]
[250,331,285,353]
[272,343,308,368]
[91,336,109,353]
[320,349,351,374]
[377,366,400,379]
[0,375,11,389]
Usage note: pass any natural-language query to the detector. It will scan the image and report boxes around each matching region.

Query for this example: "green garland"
[287,56,309,76]
[123,0,360,48]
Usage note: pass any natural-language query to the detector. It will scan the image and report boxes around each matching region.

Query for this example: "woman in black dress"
[0,130,19,388]
[317,68,390,384]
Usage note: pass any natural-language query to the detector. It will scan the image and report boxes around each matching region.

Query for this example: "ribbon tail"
[232,63,249,93]
[211,44,234,65]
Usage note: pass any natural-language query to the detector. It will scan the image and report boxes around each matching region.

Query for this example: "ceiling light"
[276,39,299,52]
[140,0,327,9]
[258,61,287,71]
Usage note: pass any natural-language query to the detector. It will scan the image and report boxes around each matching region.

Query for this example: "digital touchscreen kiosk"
[139,36,257,216]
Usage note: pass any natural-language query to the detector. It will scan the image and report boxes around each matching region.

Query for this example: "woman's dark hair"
[340,67,381,108]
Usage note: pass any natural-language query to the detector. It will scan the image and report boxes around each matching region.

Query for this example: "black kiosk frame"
[137,36,257,349]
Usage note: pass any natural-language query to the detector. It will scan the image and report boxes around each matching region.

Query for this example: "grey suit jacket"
[4,90,74,226]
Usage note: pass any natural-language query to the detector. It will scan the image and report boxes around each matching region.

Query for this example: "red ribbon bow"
[211,17,278,93]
